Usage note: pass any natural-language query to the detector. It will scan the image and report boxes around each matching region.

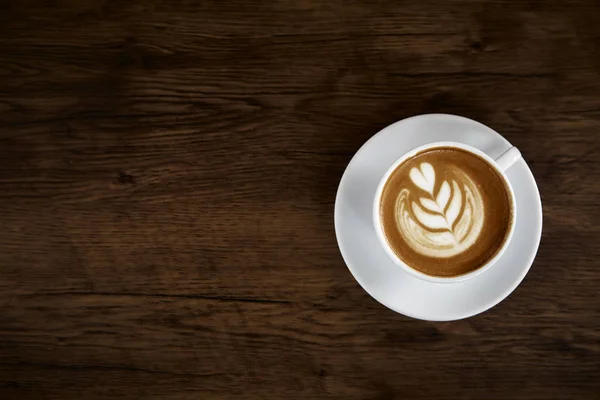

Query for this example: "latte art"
[379,147,513,277]
[395,162,484,258]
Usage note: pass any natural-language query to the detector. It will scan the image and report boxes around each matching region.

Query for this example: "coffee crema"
[379,147,513,277]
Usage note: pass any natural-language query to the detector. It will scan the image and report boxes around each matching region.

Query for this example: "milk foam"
[394,162,484,258]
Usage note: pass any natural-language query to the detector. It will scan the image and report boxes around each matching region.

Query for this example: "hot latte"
[379,147,513,277]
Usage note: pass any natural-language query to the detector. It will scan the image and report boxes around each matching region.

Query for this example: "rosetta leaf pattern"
[409,162,435,194]
[395,163,485,258]
[409,163,462,234]
[436,181,451,210]
[445,181,462,227]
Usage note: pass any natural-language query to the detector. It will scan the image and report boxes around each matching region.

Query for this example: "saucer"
[334,114,543,321]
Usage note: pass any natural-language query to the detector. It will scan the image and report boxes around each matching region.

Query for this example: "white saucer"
[334,114,543,321]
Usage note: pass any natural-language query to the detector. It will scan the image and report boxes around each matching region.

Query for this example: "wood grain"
[1,0,599,399]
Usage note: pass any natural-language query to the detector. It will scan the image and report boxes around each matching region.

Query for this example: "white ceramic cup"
[373,141,522,283]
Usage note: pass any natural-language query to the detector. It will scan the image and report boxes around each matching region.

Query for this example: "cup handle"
[494,146,521,171]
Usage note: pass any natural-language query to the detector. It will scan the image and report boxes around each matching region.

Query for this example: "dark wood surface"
[1,1,599,399]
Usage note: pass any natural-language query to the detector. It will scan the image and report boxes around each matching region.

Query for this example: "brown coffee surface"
[380,147,513,277]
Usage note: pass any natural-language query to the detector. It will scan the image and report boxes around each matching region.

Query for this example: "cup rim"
[372,141,518,284]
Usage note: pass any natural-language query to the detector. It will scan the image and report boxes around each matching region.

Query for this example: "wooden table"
[1,1,599,399]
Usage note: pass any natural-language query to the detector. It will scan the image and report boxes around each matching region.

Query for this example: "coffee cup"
[373,141,521,283]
